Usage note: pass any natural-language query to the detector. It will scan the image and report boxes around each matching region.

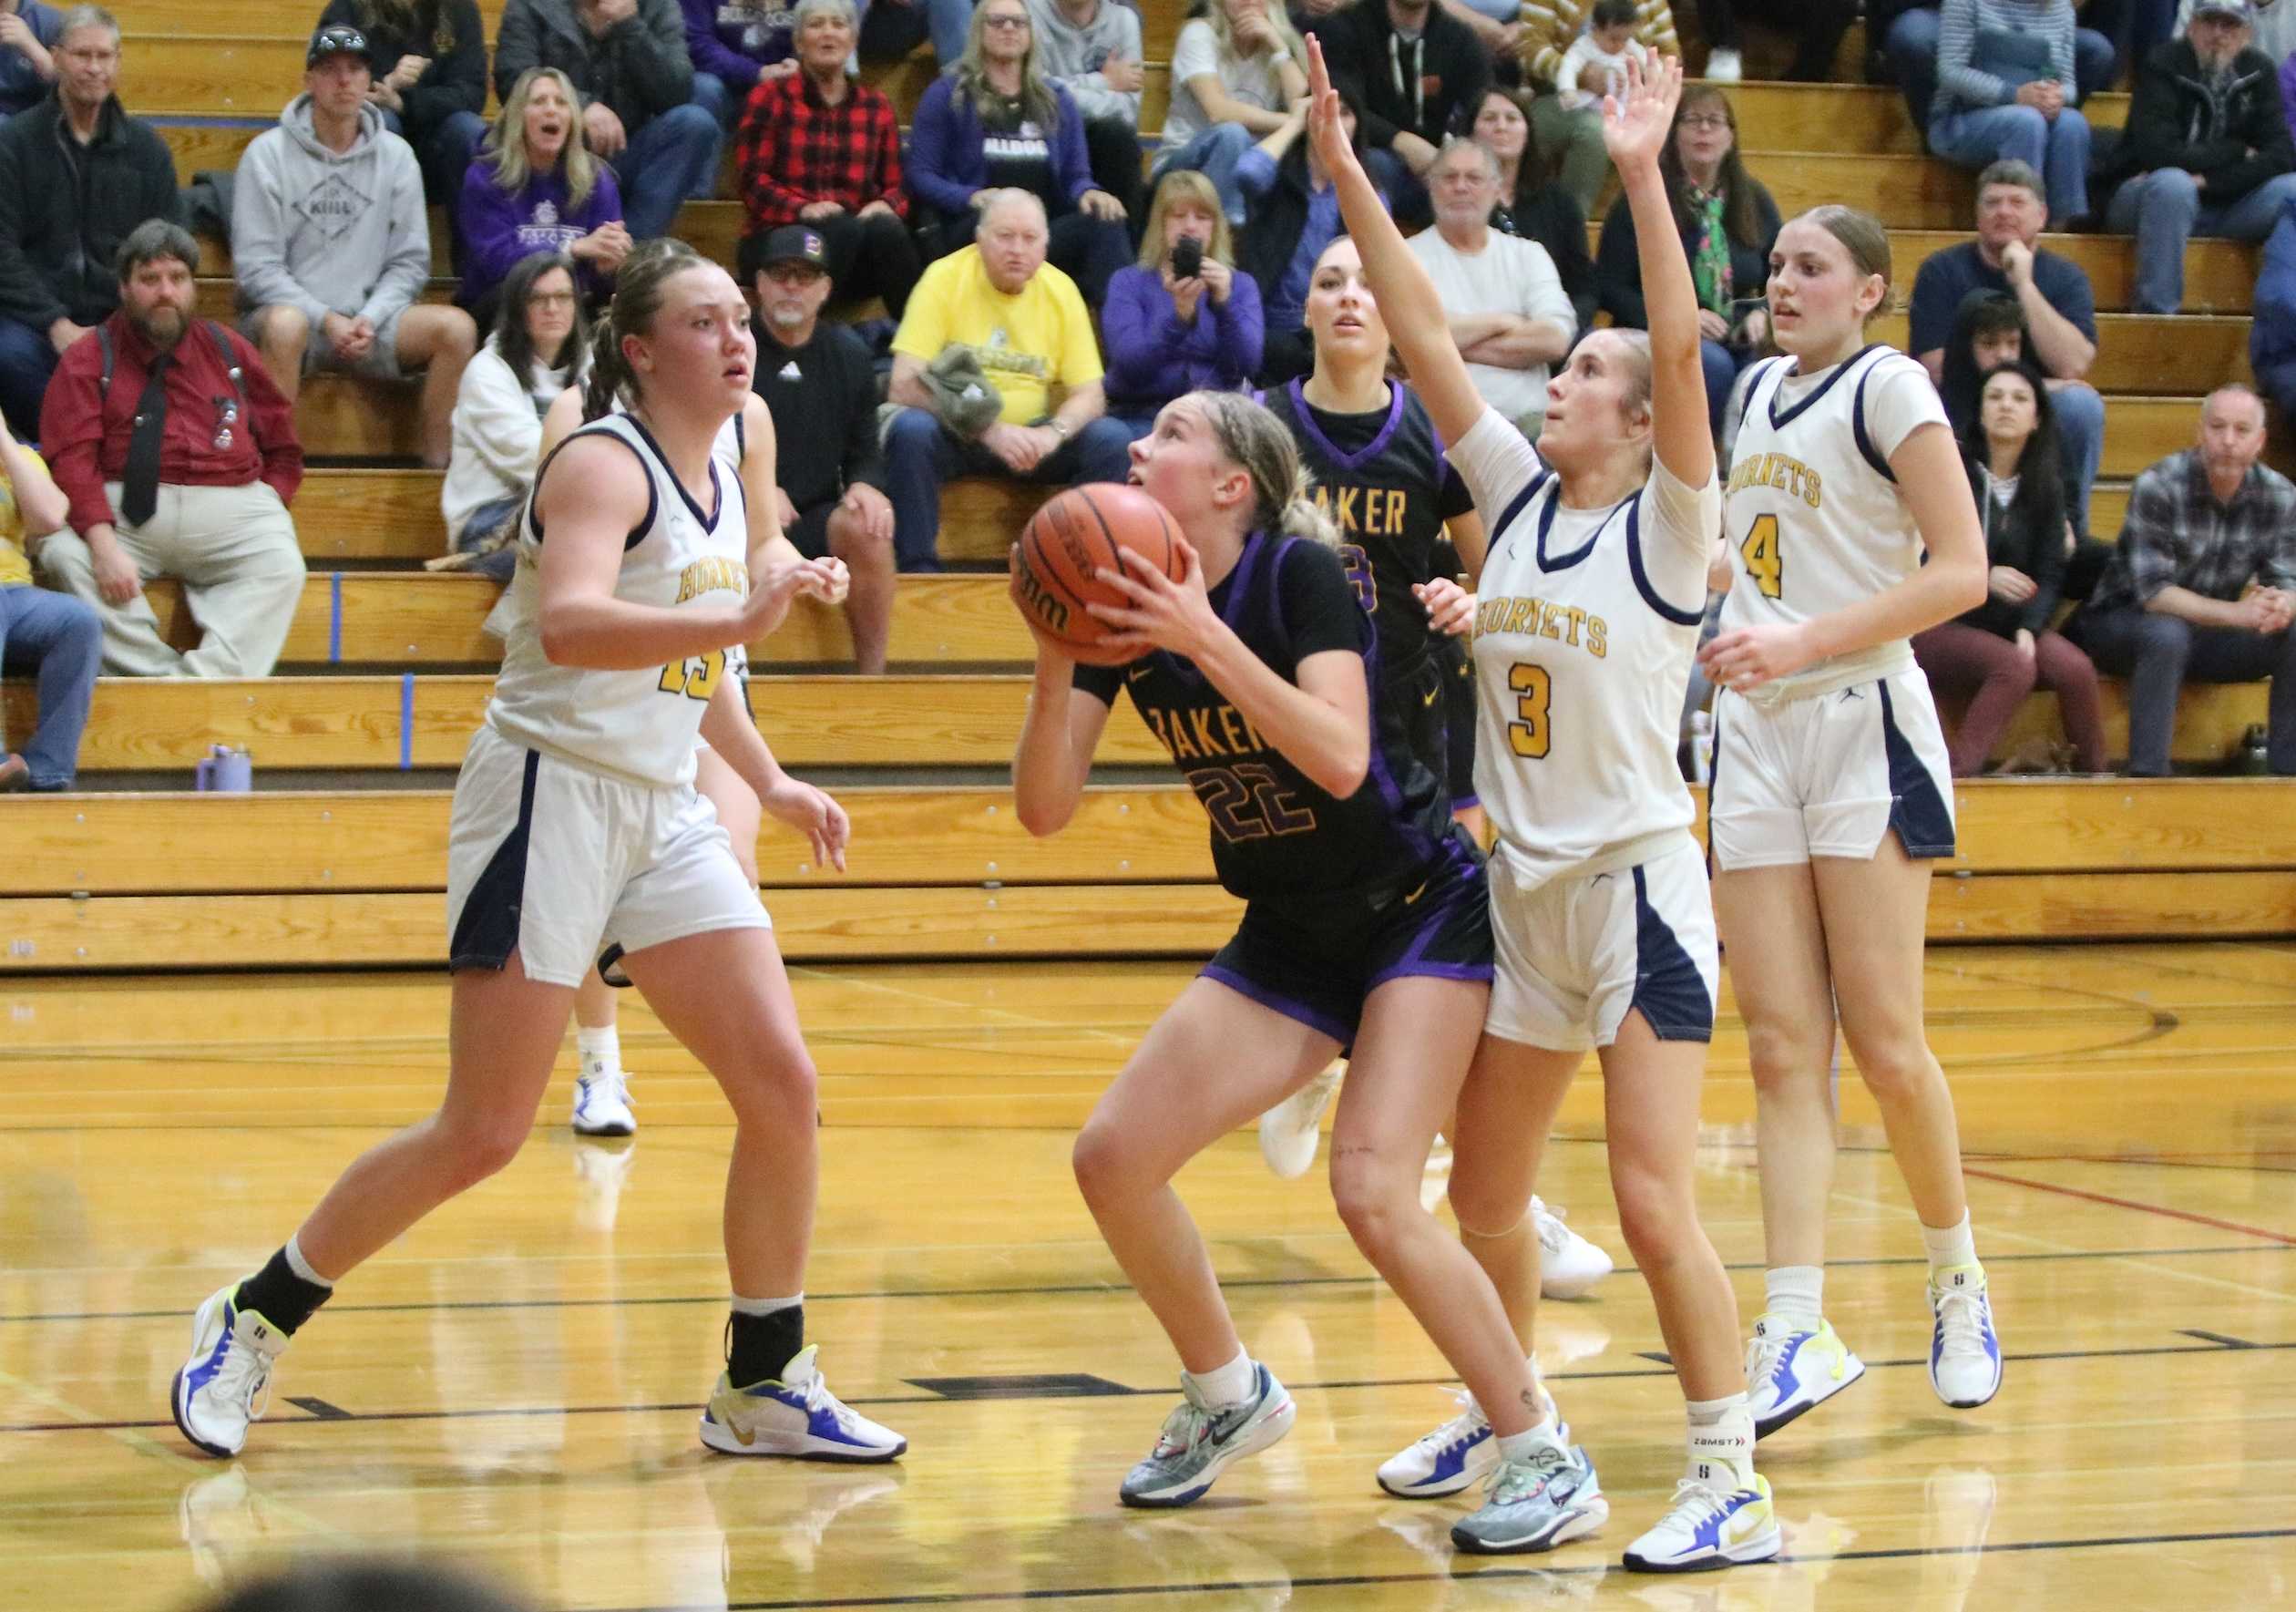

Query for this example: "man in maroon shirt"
[36,220,305,678]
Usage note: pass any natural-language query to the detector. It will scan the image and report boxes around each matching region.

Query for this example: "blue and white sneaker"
[171,1284,289,1458]
[1449,1438,1608,1555]
[1623,1473,1780,1572]
[1929,1266,2003,1409]
[1376,1383,1564,1498]
[571,1063,635,1137]
[701,1345,907,1462]
[1119,1361,1296,1508]
[1745,1313,1865,1438]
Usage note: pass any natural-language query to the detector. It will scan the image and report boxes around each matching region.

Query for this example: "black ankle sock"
[234,1247,333,1335]
[728,1305,805,1387]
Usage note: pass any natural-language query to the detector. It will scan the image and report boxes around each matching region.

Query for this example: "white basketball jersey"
[1450,409,1717,890]
[1720,344,1948,697]
[487,412,752,787]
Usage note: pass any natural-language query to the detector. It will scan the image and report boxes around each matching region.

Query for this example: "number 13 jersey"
[1720,344,1947,696]
[1455,406,1717,892]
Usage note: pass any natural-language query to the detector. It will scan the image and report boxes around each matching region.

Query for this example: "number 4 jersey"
[1454,406,1717,891]
[1071,530,1456,902]
[488,411,752,789]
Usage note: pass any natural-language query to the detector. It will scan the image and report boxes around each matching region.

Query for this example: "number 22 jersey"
[1071,531,1454,902]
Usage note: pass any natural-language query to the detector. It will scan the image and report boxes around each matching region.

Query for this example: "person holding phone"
[1101,168,1266,439]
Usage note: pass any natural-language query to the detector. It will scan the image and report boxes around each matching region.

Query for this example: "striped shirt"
[1932,0,2077,117]
[1520,0,1679,90]
[2089,449,2296,612]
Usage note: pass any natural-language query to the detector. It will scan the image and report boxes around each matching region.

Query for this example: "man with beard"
[36,221,306,679]
[0,4,181,441]
[742,224,897,673]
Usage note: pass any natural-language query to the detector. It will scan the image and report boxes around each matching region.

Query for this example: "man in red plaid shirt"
[735,0,921,314]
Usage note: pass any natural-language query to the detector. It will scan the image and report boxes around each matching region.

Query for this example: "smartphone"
[1171,235,1204,280]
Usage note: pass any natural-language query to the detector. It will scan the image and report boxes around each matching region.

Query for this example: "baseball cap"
[2192,0,2253,21]
[307,24,370,67]
[761,225,830,272]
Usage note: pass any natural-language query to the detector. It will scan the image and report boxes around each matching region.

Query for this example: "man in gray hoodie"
[1023,0,1145,219]
[233,25,477,467]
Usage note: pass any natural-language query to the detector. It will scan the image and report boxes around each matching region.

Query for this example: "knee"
[1841,1031,1937,1104]
[438,309,479,360]
[1328,1153,1412,1264]
[255,305,310,355]
[1610,1163,1693,1266]
[1743,1014,1835,1091]
[2133,611,2193,662]
[2142,169,2200,219]
[58,596,102,657]
[884,406,943,463]
[826,502,893,568]
[36,527,93,586]
[1075,417,1135,478]
[729,1042,818,1127]
[658,103,719,147]
[2054,384,2104,436]
[1446,1144,1530,1240]
[1071,1116,1143,1209]
[436,1109,532,1191]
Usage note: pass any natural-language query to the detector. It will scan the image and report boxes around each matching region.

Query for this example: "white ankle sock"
[730,1292,803,1318]
[282,1231,333,1289]
[1183,1349,1256,1409]
[1685,1392,1756,1487]
[1496,1425,1563,1461]
[577,1025,620,1067]
[1764,1266,1824,1328]
[1921,1213,1980,1278]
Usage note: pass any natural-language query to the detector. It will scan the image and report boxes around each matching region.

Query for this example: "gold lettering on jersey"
[1724,452,1823,508]
[1477,596,1609,662]
[1310,484,1414,539]
[672,556,750,603]
[1143,704,1270,763]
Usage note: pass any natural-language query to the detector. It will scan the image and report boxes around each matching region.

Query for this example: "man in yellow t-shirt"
[0,419,100,790]
[883,190,1134,570]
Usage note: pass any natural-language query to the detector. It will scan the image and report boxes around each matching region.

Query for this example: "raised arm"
[1604,55,1710,491]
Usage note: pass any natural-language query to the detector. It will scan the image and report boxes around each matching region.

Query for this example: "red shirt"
[735,72,907,231]
[39,311,303,535]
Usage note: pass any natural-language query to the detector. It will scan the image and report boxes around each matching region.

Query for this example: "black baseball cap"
[741,224,832,281]
[307,24,369,67]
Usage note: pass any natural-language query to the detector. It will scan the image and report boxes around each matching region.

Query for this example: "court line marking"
[1965,1165,2296,1247]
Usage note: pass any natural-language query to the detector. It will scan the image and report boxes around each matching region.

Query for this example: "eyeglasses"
[528,292,579,309]
[982,13,1030,26]
[1677,114,1731,131]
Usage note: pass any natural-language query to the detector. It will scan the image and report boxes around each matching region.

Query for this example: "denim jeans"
[1888,9,2117,131]
[1152,122,1258,225]
[1698,338,1751,439]
[1928,102,2090,224]
[882,407,1135,570]
[0,581,102,787]
[2069,606,2296,775]
[0,313,59,443]
[2106,169,2296,313]
[380,107,489,204]
[611,103,723,240]
[2048,380,2104,532]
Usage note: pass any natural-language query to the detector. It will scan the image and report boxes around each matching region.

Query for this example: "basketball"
[1010,483,1185,665]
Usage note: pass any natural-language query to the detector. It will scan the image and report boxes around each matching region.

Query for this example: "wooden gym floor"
[3,943,2293,1610]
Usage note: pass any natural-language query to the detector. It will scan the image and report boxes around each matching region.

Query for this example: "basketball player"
[1012,393,1563,1528]
[170,247,907,1467]
[1699,197,2003,1432]
[1305,43,1778,1567]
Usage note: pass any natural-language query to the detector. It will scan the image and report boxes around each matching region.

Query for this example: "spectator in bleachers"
[1315,0,1491,226]
[2251,191,2296,416]
[235,25,480,469]
[1909,159,2106,529]
[1693,0,1856,82]
[460,67,630,324]
[1882,0,2116,131]
[439,252,589,580]
[494,0,721,241]
[684,0,799,142]
[0,0,62,119]
[1406,138,1574,437]
[0,415,96,791]
[1594,84,1778,436]
[1471,87,1597,331]
[1926,0,2093,227]
[315,1,489,206]
[905,0,1131,305]
[0,5,179,442]
[37,220,306,679]
[1027,0,1147,221]
[742,225,897,671]
[2105,0,2296,312]
[882,189,1132,570]
[1101,168,1264,436]
[1513,0,1676,217]
[1556,0,1649,112]
[1913,362,2108,772]
[1936,289,2029,435]
[1153,0,1308,219]
[858,0,980,67]
[735,0,917,315]
[2067,385,2296,775]
[1234,88,1376,384]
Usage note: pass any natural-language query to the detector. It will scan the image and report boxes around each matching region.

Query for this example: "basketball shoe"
[1377,1381,1563,1498]
[1450,1435,1608,1554]
[1533,1198,1614,1299]
[1928,1267,2003,1409]
[701,1345,907,1461]
[171,1284,290,1457]
[1745,1314,1864,1438]
[572,1061,635,1137]
[1258,1064,1342,1178]
[1623,1473,1779,1572]
[1119,1361,1296,1507]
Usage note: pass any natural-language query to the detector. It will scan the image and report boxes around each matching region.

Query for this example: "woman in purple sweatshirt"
[682,0,802,134]
[1101,169,1264,437]
[458,67,633,323]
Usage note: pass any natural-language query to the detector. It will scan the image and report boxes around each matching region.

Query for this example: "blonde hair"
[580,238,708,423]
[1200,0,1306,70]
[953,0,1059,129]
[1134,169,1235,272]
[484,68,600,214]
[1186,390,1342,548]
[1798,204,1893,322]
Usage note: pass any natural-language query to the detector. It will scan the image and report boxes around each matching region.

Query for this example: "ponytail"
[578,237,707,423]
[1275,459,1342,549]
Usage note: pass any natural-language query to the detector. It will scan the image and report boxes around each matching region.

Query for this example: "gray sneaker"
[1118,1361,1297,1508]
[1449,1439,1609,1555]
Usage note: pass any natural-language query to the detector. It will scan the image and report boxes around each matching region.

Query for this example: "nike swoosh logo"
[1421,688,1440,706]
[1723,1504,1768,1546]
[1402,881,1429,906]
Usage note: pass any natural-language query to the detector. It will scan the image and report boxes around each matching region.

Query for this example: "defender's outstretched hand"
[1600,51,1684,176]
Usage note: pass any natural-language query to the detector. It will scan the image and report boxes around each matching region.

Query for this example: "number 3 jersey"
[487,411,751,789]
[1454,406,1717,891]
[1720,344,1947,697]
[1071,531,1455,902]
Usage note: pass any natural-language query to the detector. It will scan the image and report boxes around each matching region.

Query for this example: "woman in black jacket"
[1594,84,1778,435]
[1912,363,2106,775]
[1470,87,1597,334]
[316,0,489,204]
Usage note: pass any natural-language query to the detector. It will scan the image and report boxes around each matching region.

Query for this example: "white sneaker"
[1745,1313,1865,1438]
[1258,1063,1341,1178]
[701,1344,907,1461]
[1377,1381,1563,1498]
[171,1285,289,1458]
[1705,47,1743,81]
[1929,1267,2003,1409]
[1533,1198,1614,1299]
[572,1061,636,1137]
[1623,1473,1780,1572]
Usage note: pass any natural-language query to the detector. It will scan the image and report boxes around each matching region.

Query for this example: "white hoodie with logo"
[231,94,431,329]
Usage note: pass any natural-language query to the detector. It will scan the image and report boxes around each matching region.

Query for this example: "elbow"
[1014,785,1076,839]
[1950,555,1990,613]
[1317,740,1371,803]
